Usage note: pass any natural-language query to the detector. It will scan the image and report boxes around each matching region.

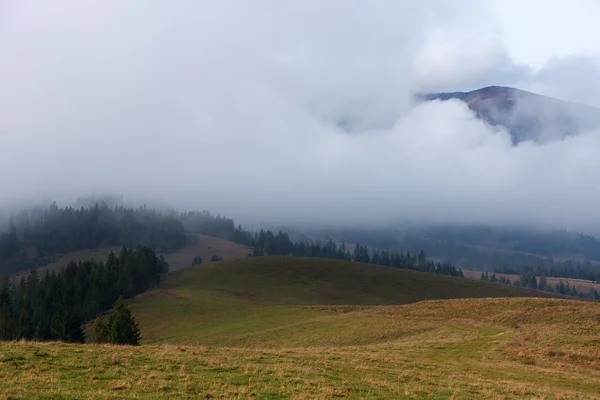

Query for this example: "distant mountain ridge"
[417,86,600,144]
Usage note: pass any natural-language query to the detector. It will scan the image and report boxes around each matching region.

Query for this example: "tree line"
[0,203,188,274]
[0,246,167,343]
[177,212,464,277]
[306,226,600,274]
[494,261,600,283]
[480,267,600,300]
[248,230,464,277]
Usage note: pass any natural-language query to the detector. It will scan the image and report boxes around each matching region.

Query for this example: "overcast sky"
[2,0,600,231]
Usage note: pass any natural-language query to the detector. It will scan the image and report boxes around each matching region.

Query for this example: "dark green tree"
[0,275,14,340]
[51,296,84,343]
[109,297,141,346]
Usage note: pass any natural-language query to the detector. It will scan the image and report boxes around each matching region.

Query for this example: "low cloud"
[1,1,600,233]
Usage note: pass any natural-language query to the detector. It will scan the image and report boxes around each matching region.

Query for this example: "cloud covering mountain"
[2,1,600,232]
[418,86,600,144]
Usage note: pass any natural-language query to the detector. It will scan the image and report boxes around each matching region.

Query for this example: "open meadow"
[3,257,598,399]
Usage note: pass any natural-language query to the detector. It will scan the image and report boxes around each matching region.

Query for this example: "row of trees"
[494,261,600,283]
[308,226,600,275]
[247,230,464,277]
[0,203,188,274]
[179,212,465,277]
[480,268,600,300]
[0,246,167,342]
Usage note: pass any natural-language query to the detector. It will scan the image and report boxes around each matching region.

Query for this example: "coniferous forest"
[0,203,187,274]
[0,246,167,343]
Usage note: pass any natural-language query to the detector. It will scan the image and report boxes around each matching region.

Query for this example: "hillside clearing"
[13,234,252,279]
[162,234,252,271]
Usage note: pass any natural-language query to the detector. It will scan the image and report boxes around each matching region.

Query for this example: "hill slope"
[129,256,561,346]
[4,297,600,399]
[163,256,560,305]
[418,86,600,144]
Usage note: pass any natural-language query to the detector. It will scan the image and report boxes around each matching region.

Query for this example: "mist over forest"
[2,1,600,236]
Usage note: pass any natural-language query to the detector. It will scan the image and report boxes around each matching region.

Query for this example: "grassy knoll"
[130,257,561,346]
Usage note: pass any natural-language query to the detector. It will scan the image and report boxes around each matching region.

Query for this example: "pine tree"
[50,298,68,340]
[0,285,15,340]
[51,297,84,343]
[109,296,141,345]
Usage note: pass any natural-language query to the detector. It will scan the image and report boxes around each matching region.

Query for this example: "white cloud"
[1,1,600,233]
[529,56,600,108]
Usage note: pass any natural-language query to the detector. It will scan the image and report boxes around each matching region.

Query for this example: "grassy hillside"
[3,298,599,399]
[129,256,561,346]
[6,256,596,399]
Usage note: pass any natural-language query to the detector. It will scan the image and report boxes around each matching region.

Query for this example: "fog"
[2,1,600,232]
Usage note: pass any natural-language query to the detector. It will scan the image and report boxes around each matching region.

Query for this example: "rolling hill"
[127,256,562,346]
[417,86,600,144]
[4,256,598,399]
[5,297,599,398]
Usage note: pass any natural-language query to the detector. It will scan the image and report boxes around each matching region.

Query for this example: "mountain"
[417,86,600,144]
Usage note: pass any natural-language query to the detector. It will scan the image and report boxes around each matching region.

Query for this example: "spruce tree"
[109,297,141,345]
[0,287,15,340]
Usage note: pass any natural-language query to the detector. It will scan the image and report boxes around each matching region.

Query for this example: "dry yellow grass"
[2,298,599,399]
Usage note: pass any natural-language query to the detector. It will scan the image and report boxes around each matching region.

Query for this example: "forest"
[0,203,188,274]
[0,246,167,342]
[306,226,600,273]
[4,201,598,286]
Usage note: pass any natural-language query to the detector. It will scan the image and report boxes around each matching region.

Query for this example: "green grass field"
[2,257,598,399]
[130,257,561,346]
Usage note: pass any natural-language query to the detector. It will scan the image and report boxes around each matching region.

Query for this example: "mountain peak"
[418,87,600,144]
